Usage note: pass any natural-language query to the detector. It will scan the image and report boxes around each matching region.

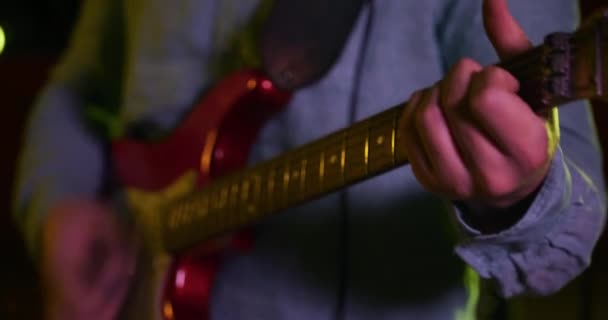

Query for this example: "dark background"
[0,0,607,319]
[0,1,82,319]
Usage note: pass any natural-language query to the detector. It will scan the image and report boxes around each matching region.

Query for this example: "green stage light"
[0,26,5,54]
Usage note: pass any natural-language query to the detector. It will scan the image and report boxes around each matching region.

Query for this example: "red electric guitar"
[113,11,608,320]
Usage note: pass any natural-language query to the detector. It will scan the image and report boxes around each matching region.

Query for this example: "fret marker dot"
[292,171,299,178]
[377,135,385,145]
[330,155,337,163]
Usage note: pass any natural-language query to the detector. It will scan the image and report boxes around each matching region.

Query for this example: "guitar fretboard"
[163,105,407,251]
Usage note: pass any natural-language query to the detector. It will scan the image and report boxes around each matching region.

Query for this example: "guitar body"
[111,69,291,320]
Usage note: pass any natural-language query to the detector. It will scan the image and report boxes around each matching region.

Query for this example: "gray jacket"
[13,0,607,319]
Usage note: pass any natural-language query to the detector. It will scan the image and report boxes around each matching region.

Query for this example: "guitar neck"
[164,105,407,251]
[162,27,597,252]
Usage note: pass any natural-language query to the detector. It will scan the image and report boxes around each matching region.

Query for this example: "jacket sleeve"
[436,0,607,297]
[12,0,124,259]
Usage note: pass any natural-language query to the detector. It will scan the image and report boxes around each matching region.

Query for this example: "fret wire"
[300,158,307,196]
[287,158,301,195]
[285,159,291,191]
[237,173,250,224]
[275,162,286,210]
[200,193,210,220]
[341,130,346,184]
[225,176,235,211]
[286,156,300,202]
[391,113,396,165]
[319,151,325,192]
[209,184,221,232]
[252,173,262,214]
[195,186,206,233]
[241,176,250,203]
[282,157,290,208]
[219,183,229,228]
[209,180,223,228]
[267,167,275,212]
[220,182,229,210]
[239,176,250,220]
[245,175,263,217]
[232,184,244,226]
[365,122,369,174]
[229,173,241,213]
[247,166,265,214]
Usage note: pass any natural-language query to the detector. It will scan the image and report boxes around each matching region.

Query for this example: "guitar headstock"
[557,8,608,104]
[500,8,608,113]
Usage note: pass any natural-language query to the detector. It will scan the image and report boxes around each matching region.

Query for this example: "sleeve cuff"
[454,146,570,240]
[451,146,593,297]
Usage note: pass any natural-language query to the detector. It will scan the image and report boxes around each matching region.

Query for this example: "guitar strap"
[259,0,367,91]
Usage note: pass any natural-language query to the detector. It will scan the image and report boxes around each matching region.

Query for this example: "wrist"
[456,186,540,234]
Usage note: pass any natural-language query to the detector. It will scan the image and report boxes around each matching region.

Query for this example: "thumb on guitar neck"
[483,0,533,61]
